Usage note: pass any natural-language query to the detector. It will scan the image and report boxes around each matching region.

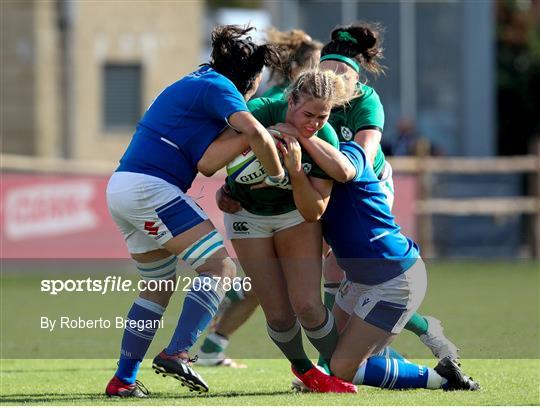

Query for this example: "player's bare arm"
[297,136,356,182]
[279,136,332,222]
[354,129,382,166]
[228,111,285,180]
[198,127,249,176]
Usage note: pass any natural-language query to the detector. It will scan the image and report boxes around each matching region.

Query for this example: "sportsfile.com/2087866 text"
[40,276,251,295]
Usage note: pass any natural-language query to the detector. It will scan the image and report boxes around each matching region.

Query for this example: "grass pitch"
[1,260,539,405]
[1,358,539,405]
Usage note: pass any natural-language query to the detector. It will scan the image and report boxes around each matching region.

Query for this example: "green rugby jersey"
[227,97,339,216]
[328,83,386,177]
[261,83,288,100]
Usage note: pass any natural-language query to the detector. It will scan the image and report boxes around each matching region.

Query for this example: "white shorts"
[379,161,395,210]
[335,258,427,334]
[106,172,208,254]
[224,209,305,240]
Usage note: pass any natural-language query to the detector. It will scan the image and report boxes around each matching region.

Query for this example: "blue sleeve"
[339,142,367,181]
[205,80,249,120]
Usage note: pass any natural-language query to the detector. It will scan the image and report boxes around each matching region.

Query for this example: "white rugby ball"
[226,131,285,185]
[226,148,266,185]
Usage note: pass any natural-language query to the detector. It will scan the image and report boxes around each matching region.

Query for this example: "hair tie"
[320,54,360,73]
[336,31,358,44]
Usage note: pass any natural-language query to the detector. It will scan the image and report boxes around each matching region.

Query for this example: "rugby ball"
[226,148,266,185]
[226,131,285,185]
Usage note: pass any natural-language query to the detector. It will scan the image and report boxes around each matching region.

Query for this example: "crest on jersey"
[341,126,353,141]
[302,163,312,174]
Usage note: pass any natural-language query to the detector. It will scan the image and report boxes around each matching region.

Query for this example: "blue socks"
[115,298,165,384]
[115,273,226,383]
[165,274,225,355]
[353,356,447,389]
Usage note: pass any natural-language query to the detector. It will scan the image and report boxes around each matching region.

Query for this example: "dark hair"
[266,28,322,86]
[321,22,385,76]
[205,25,281,95]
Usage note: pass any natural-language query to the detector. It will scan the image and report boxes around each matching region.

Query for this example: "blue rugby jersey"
[117,66,248,192]
[322,142,420,285]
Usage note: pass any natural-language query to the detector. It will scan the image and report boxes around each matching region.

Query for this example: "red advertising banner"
[1,172,416,258]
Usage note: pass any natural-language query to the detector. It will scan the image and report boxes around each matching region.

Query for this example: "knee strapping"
[179,230,225,270]
[136,255,178,280]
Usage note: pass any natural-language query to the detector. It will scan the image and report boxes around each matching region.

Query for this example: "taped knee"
[136,255,178,280]
[179,230,226,270]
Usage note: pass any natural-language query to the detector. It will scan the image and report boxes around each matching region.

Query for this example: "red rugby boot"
[291,366,357,393]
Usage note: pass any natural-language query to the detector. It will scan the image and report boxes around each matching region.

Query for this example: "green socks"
[200,332,229,354]
[267,320,313,374]
[225,285,245,302]
[305,308,338,371]
[404,313,429,336]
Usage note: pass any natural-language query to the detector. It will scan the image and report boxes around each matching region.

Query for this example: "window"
[103,63,142,130]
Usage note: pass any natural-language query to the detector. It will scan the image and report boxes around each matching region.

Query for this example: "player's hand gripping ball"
[226,130,286,185]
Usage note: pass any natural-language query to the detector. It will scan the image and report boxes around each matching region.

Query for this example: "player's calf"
[164,232,232,357]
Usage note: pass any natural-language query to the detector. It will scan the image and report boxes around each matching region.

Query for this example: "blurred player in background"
[104,25,286,397]
[263,28,322,99]
[198,27,322,368]
[198,69,358,393]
